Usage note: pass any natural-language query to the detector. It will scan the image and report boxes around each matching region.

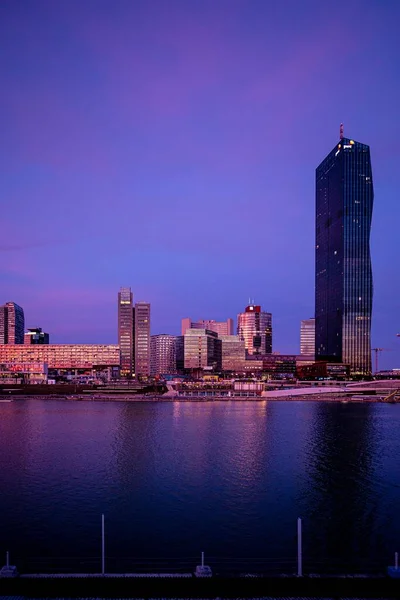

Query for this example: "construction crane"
[372,348,384,374]
[371,348,393,374]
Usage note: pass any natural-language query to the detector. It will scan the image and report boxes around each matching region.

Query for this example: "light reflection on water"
[0,399,399,573]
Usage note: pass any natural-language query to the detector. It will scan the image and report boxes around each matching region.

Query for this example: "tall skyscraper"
[150,334,176,376]
[181,318,234,336]
[24,327,50,344]
[118,287,134,376]
[315,130,373,374]
[237,304,272,355]
[300,318,315,356]
[134,302,151,378]
[0,302,25,344]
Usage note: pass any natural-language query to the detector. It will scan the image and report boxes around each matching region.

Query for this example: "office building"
[237,304,272,355]
[181,318,234,336]
[150,334,176,376]
[118,287,134,376]
[220,335,246,372]
[300,318,315,356]
[134,302,150,378]
[316,130,373,374]
[24,327,50,345]
[0,302,25,345]
[183,329,222,371]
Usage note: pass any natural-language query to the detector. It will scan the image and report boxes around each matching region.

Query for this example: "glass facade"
[237,305,272,355]
[184,329,222,371]
[134,302,150,377]
[316,137,373,374]
[118,287,134,376]
[0,302,25,344]
[24,328,50,344]
[300,318,315,356]
[220,335,246,371]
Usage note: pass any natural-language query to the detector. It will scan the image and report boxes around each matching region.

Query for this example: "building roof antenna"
[340,123,344,140]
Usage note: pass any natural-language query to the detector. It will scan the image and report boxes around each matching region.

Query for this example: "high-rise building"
[181,318,234,336]
[134,302,150,378]
[315,131,373,374]
[183,329,221,371]
[24,327,50,345]
[150,334,176,376]
[300,318,315,356]
[118,287,134,376]
[237,304,272,355]
[0,302,25,344]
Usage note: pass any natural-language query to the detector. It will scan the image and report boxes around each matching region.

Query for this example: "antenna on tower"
[340,123,344,140]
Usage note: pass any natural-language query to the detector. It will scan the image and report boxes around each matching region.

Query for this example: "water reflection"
[301,403,383,570]
[0,400,399,574]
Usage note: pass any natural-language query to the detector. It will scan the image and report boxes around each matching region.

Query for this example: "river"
[0,399,399,574]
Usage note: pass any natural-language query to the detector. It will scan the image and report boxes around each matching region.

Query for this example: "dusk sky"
[1,0,399,368]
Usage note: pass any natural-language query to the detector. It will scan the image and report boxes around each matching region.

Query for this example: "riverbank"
[0,393,395,403]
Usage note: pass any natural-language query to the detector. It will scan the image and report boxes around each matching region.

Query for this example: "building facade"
[237,305,272,355]
[220,335,246,372]
[134,302,150,378]
[181,318,234,336]
[118,287,134,377]
[183,329,222,371]
[316,134,373,374]
[0,362,48,384]
[24,327,50,345]
[0,302,25,344]
[300,318,315,356]
[0,344,120,369]
[150,334,176,376]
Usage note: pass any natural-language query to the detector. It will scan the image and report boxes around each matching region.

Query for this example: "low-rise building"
[24,328,50,344]
[0,345,120,380]
[0,361,48,384]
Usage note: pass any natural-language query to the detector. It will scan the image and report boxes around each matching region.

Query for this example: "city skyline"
[1,0,399,369]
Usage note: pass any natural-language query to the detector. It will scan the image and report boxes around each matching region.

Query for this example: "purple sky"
[1,0,399,368]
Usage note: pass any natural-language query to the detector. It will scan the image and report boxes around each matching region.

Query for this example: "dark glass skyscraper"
[315,135,373,374]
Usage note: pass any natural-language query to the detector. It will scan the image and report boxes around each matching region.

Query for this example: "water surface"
[0,399,399,574]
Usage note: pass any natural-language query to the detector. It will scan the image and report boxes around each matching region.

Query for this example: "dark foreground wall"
[1,575,399,598]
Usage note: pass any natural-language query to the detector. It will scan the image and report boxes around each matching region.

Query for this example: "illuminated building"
[150,334,176,376]
[118,287,134,376]
[183,329,221,371]
[0,344,120,370]
[316,131,373,374]
[24,327,49,345]
[237,304,272,355]
[220,335,246,371]
[0,362,48,384]
[181,318,234,336]
[0,302,25,344]
[134,302,150,377]
[300,318,315,356]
